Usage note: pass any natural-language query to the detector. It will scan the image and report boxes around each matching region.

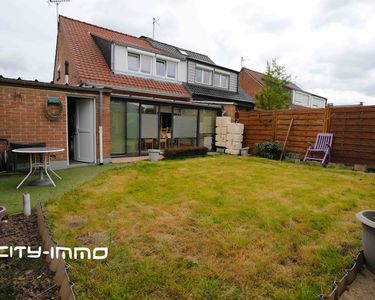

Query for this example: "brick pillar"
[223,104,238,122]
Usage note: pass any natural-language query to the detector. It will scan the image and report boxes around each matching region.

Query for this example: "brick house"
[1,15,253,168]
[239,67,327,108]
[52,16,254,159]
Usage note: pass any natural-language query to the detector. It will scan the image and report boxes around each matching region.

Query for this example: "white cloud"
[0,0,374,104]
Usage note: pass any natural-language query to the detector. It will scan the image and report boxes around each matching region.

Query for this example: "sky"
[1,0,375,105]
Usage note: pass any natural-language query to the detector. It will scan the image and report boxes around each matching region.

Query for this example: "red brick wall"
[0,84,111,164]
[0,85,68,161]
[239,69,263,100]
[223,104,237,122]
[53,27,80,85]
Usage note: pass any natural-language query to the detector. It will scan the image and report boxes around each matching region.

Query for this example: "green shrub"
[254,141,282,160]
[163,146,208,159]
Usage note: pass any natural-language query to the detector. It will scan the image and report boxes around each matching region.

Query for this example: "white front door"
[74,99,95,163]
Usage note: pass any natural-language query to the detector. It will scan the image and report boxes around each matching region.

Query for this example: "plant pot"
[240,147,249,156]
[148,149,160,162]
[356,210,375,274]
[0,206,6,221]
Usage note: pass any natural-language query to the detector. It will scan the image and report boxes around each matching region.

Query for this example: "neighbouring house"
[239,67,327,108]
[143,37,254,118]
[54,16,254,160]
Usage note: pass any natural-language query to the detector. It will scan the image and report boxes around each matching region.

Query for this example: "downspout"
[99,91,104,165]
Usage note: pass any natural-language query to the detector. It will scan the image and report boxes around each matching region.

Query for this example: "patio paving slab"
[341,266,375,300]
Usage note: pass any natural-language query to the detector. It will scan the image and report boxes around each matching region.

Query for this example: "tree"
[255,59,292,110]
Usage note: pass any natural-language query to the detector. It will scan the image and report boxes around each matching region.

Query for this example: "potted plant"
[356,210,375,274]
[148,149,160,162]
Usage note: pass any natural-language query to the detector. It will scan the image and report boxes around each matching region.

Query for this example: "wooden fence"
[239,105,375,166]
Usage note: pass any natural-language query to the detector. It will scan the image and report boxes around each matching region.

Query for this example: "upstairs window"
[128,53,152,74]
[128,53,140,71]
[195,68,212,85]
[141,55,152,74]
[156,60,177,79]
[167,61,177,78]
[156,59,166,76]
[214,73,229,89]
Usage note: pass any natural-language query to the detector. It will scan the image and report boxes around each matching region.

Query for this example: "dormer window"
[167,61,177,78]
[214,73,229,89]
[128,52,152,74]
[128,53,140,71]
[141,55,152,73]
[195,68,212,85]
[156,59,166,76]
[156,59,177,79]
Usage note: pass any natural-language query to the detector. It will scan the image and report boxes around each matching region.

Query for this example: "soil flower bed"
[0,214,59,299]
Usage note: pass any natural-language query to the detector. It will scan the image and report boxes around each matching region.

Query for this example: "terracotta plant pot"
[0,206,6,221]
[356,210,375,274]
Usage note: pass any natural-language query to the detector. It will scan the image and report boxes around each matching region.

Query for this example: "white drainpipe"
[99,91,104,165]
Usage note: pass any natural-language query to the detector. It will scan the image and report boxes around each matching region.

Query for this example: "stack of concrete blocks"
[215,117,231,148]
[225,123,244,155]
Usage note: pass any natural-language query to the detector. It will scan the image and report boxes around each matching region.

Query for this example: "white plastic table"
[12,147,64,189]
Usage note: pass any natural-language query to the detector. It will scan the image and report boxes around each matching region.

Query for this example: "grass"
[42,156,375,299]
[0,163,122,214]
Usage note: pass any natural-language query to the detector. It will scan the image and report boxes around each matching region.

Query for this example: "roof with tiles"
[144,37,216,65]
[58,16,190,98]
[242,68,327,99]
[241,68,303,91]
[187,83,254,104]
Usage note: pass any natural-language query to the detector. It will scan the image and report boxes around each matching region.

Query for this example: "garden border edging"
[36,202,76,300]
[318,251,364,300]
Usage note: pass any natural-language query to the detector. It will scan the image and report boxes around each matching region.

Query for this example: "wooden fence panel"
[239,106,375,166]
[328,106,375,166]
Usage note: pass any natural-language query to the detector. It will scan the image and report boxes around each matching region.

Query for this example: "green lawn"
[43,156,374,299]
[0,163,123,214]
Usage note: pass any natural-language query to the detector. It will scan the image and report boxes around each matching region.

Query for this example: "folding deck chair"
[303,133,333,166]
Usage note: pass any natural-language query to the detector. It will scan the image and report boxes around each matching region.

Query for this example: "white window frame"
[156,59,167,77]
[195,67,213,85]
[167,61,177,79]
[140,55,152,74]
[127,52,152,74]
[155,59,178,80]
[214,72,229,89]
[127,53,140,72]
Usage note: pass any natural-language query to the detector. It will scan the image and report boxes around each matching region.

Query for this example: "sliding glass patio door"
[126,102,140,155]
[110,98,219,156]
[173,108,198,147]
[140,104,159,155]
[110,100,126,154]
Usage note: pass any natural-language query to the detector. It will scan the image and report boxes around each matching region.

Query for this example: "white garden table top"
[12,147,65,154]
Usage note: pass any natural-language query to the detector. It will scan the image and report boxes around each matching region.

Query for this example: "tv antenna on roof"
[152,17,160,40]
[241,56,250,68]
[47,0,70,25]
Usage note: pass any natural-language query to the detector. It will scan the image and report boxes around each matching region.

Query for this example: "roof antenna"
[47,0,70,26]
[152,17,160,40]
[241,56,250,68]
